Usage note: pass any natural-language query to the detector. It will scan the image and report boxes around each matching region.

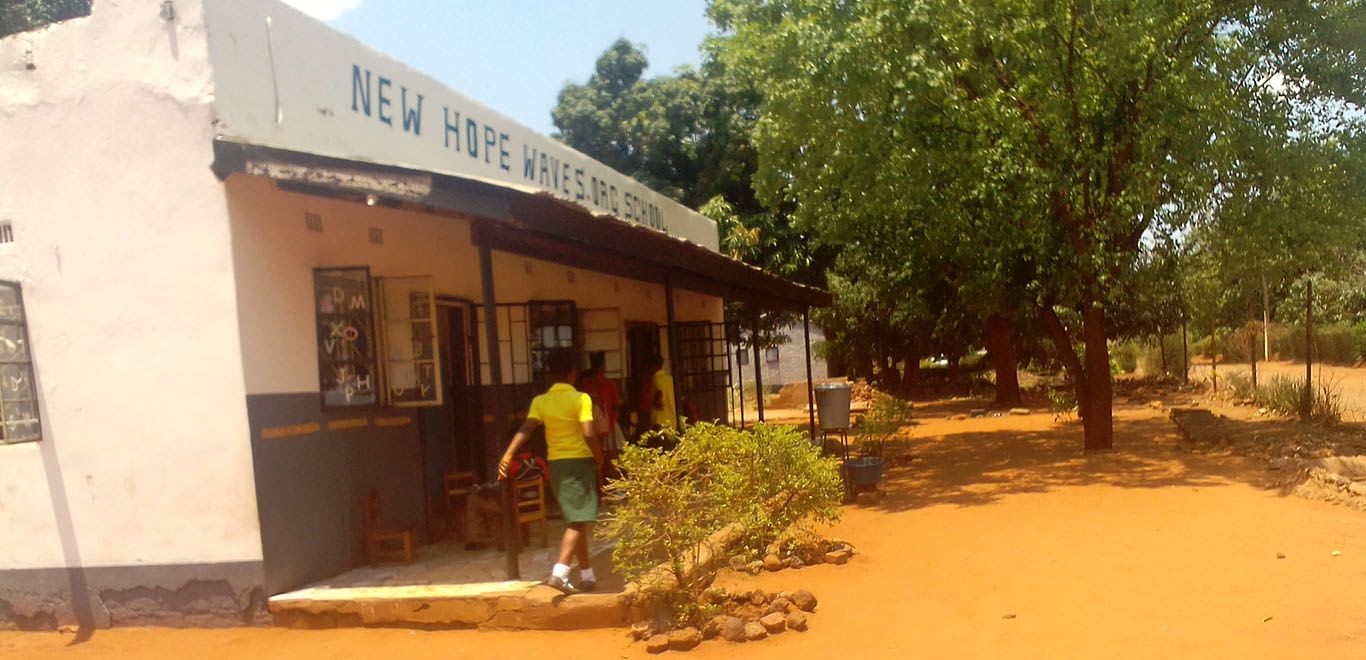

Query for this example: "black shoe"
[545,574,580,595]
[578,577,597,593]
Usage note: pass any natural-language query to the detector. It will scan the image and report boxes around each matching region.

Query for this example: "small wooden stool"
[362,491,414,565]
[513,478,549,548]
[443,470,476,537]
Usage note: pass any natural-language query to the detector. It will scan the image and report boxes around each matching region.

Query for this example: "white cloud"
[281,0,363,21]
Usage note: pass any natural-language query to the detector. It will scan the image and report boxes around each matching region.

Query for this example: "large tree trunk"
[985,313,1022,405]
[946,353,962,383]
[854,352,874,381]
[900,350,921,391]
[878,352,900,387]
[1079,308,1114,450]
[1039,304,1115,451]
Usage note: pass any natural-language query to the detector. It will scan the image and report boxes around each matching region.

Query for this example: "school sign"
[204,0,720,251]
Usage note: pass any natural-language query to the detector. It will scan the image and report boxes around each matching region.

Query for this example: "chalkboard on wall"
[314,267,379,408]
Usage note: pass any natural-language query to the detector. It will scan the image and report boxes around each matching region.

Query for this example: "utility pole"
[1301,278,1314,420]
[1261,273,1271,361]
[1210,328,1218,393]
[1181,312,1189,385]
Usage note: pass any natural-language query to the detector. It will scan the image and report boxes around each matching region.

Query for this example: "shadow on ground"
[868,398,1270,513]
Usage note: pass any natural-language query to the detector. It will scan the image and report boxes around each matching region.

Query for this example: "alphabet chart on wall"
[313,267,379,408]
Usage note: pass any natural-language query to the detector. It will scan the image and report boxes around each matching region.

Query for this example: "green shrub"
[1110,341,1140,374]
[853,393,913,462]
[1258,376,1305,416]
[1315,326,1361,364]
[1253,375,1344,423]
[1139,334,1187,376]
[1047,388,1077,422]
[1224,370,1255,400]
[604,423,843,626]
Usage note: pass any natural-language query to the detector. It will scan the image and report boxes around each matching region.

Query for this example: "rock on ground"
[744,621,768,641]
[719,616,746,642]
[763,554,783,571]
[668,627,702,651]
[785,610,809,631]
[792,590,818,612]
[767,597,792,615]
[646,635,670,654]
[824,549,851,564]
[759,612,787,634]
[703,615,727,639]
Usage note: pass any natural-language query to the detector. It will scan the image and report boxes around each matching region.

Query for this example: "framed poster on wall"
[313,266,379,408]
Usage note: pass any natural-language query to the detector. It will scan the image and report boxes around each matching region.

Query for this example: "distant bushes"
[1268,323,1364,364]
[1133,323,1365,370]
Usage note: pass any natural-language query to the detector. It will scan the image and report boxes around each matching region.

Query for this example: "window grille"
[0,282,41,443]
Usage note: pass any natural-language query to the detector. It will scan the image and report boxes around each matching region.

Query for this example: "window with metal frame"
[672,321,732,424]
[475,300,579,386]
[377,276,442,406]
[528,300,577,385]
[0,282,41,443]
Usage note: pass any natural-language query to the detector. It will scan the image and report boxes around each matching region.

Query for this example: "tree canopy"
[709,0,1364,449]
[551,39,832,350]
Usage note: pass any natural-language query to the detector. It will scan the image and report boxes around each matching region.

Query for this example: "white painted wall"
[0,1,264,569]
[225,176,723,398]
[736,321,829,387]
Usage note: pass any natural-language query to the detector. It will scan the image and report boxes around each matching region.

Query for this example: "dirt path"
[1189,360,1366,421]
[6,399,1365,659]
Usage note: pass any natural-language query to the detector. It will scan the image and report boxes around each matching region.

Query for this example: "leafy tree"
[709,0,1362,449]
[0,0,90,38]
[553,40,832,356]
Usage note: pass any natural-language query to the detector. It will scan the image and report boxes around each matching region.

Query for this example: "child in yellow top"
[499,348,602,594]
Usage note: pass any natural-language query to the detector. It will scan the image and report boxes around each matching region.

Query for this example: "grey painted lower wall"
[246,393,422,596]
[0,560,267,630]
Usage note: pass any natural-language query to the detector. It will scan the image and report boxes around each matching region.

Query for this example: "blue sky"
[283,0,713,135]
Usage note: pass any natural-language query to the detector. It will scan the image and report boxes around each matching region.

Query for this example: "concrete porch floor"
[268,523,629,631]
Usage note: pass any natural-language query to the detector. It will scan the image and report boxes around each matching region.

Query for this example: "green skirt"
[548,458,599,523]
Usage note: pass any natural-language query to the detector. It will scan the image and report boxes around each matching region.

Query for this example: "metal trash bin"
[845,456,884,489]
[814,382,852,431]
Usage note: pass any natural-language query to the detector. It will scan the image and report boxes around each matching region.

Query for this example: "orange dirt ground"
[5,394,1366,659]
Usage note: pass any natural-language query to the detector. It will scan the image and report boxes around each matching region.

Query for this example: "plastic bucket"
[845,457,884,488]
[814,382,852,431]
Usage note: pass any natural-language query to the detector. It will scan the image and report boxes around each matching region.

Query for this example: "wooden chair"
[443,470,476,537]
[362,491,414,566]
[513,478,549,548]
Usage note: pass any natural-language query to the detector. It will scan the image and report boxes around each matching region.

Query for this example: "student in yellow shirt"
[651,354,678,430]
[498,348,603,594]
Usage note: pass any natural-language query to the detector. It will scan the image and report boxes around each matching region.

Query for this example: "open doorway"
[420,299,482,539]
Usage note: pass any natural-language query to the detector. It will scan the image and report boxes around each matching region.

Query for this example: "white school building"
[0,0,826,628]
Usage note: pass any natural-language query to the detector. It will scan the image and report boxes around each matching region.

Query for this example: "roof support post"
[479,240,519,580]
[664,275,682,430]
[804,307,816,440]
[729,305,745,429]
[751,303,765,423]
